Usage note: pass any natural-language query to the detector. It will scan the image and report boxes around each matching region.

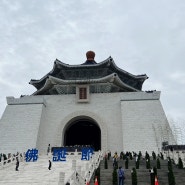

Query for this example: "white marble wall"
[0,91,175,155]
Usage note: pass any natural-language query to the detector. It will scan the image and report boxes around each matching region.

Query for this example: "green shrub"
[112,167,118,185]
[145,151,150,160]
[168,158,173,171]
[129,152,133,160]
[104,157,108,169]
[178,157,183,169]
[94,166,100,185]
[138,151,142,161]
[136,159,139,169]
[125,158,129,169]
[108,152,111,160]
[157,158,161,169]
[152,151,156,160]
[146,158,151,169]
[160,152,164,160]
[168,168,175,185]
[131,167,137,185]
[153,166,157,176]
[120,151,124,159]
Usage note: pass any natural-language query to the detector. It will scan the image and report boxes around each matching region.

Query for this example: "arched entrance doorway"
[64,117,101,151]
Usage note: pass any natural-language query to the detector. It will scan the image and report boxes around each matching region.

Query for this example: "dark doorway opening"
[64,119,101,151]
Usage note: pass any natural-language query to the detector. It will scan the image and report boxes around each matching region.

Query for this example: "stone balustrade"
[162,150,185,167]
[0,152,24,169]
[62,150,103,185]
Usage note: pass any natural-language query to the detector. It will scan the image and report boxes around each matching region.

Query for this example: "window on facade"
[79,88,87,99]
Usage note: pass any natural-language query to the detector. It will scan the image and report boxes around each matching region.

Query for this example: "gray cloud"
[0,0,185,133]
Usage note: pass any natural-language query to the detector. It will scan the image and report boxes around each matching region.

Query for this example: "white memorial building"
[0,51,175,155]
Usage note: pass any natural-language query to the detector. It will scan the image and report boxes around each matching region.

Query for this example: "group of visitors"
[0,152,21,171]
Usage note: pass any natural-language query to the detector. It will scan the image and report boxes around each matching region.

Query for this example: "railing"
[59,150,103,185]
[162,149,185,166]
[0,152,24,169]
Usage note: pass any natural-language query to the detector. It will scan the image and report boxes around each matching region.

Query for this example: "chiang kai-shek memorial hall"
[0,51,175,154]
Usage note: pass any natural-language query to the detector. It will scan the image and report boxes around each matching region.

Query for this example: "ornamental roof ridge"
[51,57,148,80]
[29,55,148,91]
[29,58,59,84]
[29,57,112,86]
[55,57,111,68]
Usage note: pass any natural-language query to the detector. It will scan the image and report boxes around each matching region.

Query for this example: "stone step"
[100,157,185,185]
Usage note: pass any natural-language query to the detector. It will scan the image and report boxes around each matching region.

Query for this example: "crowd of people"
[0,152,22,171]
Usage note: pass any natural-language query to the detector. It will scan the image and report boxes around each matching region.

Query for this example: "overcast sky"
[0,0,185,139]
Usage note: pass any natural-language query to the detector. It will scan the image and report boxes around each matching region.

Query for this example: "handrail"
[63,150,103,185]
[162,150,185,167]
[0,152,24,169]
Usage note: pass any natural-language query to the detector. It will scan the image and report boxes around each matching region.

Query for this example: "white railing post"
[63,151,103,185]
[72,160,76,171]
[58,172,65,185]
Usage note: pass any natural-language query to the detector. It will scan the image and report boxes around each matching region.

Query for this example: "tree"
[157,158,161,169]
[108,152,111,160]
[152,151,156,160]
[112,167,118,185]
[94,167,100,185]
[153,167,157,177]
[129,152,133,160]
[146,158,151,169]
[145,151,150,160]
[160,152,164,160]
[125,158,129,169]
[120,151,124,159]
[138,151,142,161]
[178,157,183,169]
[136,159,139,169]
[168,168,175,185]
[168,158,173,171]
[167,157,176,184]
[104,157,108,169]
[131,167,137,185]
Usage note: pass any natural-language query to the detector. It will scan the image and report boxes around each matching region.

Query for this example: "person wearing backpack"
[118,166,125,185]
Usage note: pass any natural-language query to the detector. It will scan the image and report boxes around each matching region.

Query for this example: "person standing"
[47,144,51,155]
[113,152,118,168]
[15,158,19,171]
[118,166,125,185]
[48,160,52,170]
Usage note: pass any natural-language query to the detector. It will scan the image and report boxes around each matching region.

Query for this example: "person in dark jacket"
[15,158,19,171]
[48,160,52,170]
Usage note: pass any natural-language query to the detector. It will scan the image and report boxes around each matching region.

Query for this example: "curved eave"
[32,73,139,95]
[29,59,60,89]
[107,58,148,80]
[30,57,148,89]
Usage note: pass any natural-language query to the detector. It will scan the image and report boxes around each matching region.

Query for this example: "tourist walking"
[118,166,125,185]
[48,160,52,170]
[15,158,19,171]
[47,144,51,155]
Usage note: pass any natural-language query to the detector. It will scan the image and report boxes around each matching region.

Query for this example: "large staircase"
[1,152,185,185]
[0,153,96,185]
[100,156,185,185]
